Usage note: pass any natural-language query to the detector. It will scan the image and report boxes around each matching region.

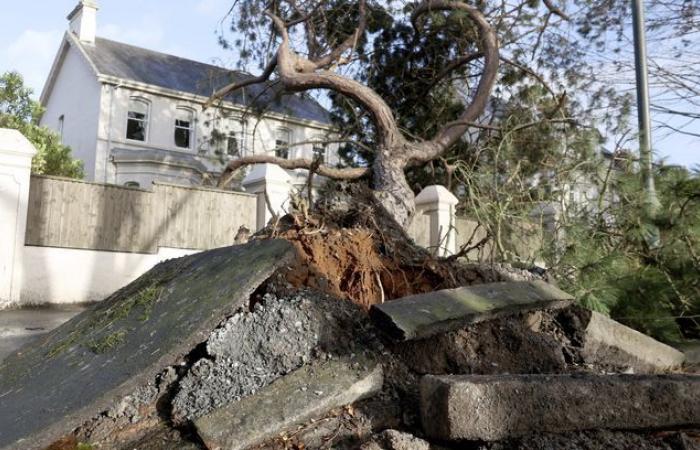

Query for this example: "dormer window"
[175,107,194,149]
[126,97,149,141]
[275,128,291,159]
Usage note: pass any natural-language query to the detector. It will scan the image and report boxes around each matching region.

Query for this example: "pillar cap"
[0,129,37,157]
[415,185,458,207]
[242,163,292,188]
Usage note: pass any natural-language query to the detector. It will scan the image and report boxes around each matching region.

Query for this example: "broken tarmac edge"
[0,239,298,450]
[369,280,574,341]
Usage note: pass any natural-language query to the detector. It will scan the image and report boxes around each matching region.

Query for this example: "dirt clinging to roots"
[259,215,499,309]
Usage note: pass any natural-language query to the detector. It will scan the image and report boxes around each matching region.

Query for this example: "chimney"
[67,0,98,44]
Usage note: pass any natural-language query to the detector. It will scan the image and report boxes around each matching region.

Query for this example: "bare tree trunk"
[372,151,415,229]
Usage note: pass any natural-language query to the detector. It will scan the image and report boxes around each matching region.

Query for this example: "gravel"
[172,289,376,421]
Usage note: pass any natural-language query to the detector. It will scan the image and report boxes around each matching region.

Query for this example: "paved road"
[0,305,87,362]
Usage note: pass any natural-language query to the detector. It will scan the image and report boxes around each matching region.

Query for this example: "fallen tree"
[211,0,499,229]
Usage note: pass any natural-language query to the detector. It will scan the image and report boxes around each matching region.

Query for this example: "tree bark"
[371,149,415,230]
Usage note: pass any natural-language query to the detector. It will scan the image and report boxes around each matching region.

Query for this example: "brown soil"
[392,307,590,377]
[44,436,79,450]
[260,213,498,308]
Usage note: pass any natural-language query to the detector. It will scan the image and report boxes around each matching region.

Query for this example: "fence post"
[0,129,36,307]
[242,163,292,231]
[415,185,459,257]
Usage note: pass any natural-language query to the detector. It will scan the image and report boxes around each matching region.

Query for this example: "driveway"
[0,305,87,362]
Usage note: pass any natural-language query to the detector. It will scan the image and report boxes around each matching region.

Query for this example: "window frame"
[312,136,328,164]
[274,127,292,159]
[226,132,241,157]
[126,97,150,142]
[174,106,195,150]
[58,115,65,143]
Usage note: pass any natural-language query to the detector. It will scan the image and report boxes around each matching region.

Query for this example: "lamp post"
[631,0,660,215]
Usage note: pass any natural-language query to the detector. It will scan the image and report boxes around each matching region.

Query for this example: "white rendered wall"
[19,246,197,305]
[95,85,340,186]
[40,44,101,179]
[0,130,36,308]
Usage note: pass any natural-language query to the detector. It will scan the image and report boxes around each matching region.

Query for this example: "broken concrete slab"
[360,430,436,450]
[486,429,700,450]
[370,281,573,341]
[194,357,384,450]
[360,430,433,450]
[582,311,686,372]
[421,373,700,441]
[0,240,296,450]
[172,289,376,422]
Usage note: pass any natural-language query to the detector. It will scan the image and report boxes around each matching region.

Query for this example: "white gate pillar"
[242,163,292,231]
[0,129,36,307]
[415,185,459,257]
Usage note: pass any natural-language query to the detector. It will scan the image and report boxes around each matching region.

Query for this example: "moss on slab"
[86,330,127,354]
[46,284,162,358]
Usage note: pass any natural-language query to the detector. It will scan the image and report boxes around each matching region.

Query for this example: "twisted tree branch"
[409,0,500,163]
[542,0,570,21]
[310,0,367,69]
[205,56,278,108]
[217,154,369,188]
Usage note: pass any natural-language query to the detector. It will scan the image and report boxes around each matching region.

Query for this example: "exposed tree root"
[255,184,501,308]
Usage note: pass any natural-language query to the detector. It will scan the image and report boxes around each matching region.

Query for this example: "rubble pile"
[0,229,697,450]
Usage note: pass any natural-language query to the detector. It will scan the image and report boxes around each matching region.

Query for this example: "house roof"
[78,37,331,125]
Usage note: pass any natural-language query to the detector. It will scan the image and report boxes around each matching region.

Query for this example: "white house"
[39,0,339,189]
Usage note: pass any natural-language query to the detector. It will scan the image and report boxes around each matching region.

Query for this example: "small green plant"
[46,285,160,357]
[134,285,161,322]
[87,330,127,354]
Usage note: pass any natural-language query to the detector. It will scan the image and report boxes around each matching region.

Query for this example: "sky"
[0,0,698,168]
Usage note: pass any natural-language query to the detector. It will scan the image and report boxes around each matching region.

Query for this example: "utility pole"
[631,0,660,215]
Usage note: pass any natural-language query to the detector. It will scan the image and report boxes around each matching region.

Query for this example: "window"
[124,181,140,188]
[312,141,327,163]
[58,115,65,142]
[275,128,291,159]
[126,98,149,141]
[227,133,240,157]
[174,107,194,149]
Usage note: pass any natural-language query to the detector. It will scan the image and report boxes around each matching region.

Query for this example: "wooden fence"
[25,175,257,254]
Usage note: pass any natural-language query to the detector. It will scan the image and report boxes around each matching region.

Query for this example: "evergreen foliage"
[0,71,84,179]
[557,166,699,342]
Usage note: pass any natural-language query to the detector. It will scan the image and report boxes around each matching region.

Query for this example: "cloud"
[4,29,62,97]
